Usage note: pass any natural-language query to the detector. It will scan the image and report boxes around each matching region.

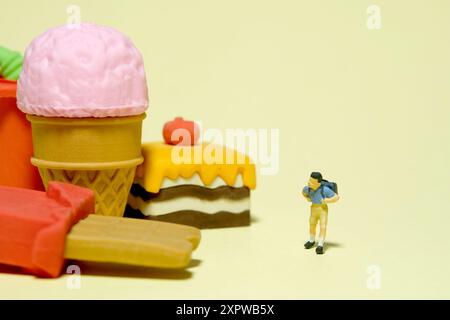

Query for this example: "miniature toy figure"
[301,172,339,254]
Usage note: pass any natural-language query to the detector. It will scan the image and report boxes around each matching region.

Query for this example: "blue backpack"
[307,179,338,198]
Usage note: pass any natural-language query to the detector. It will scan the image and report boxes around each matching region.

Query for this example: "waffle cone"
[38,167,135,216]
[27,114,146,217]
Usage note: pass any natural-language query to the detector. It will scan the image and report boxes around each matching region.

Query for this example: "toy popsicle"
[0,182,201,278]
[65,215,200,269]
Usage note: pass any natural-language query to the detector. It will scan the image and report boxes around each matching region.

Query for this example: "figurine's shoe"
[316,246,324,254]
[304,241,315,249]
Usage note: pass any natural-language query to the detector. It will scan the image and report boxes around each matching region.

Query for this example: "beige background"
[1,0,450,299]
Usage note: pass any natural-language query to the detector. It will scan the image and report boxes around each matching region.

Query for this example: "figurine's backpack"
[319,179,338,197]
[307,180,338,198]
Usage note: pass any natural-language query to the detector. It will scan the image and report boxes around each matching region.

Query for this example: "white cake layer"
[128,194,250,216]
[159,173,244,189]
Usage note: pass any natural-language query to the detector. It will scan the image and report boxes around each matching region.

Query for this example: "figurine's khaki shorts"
[310,204,328,227]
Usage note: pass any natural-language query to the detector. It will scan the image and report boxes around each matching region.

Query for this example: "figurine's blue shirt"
[303,185,335,204]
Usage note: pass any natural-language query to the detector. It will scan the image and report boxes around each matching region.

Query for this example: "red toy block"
[0,182,95,277]
[0,79,44,190]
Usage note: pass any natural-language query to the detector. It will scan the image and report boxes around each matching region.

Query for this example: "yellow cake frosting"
[137,142,256,193]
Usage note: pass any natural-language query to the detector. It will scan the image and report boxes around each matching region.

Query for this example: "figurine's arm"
[301,187,311,202]
[323,194,339,204]
[302,192,312,202]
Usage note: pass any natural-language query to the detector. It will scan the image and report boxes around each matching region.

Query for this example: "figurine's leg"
[316,209,327,254]
[309,208,318,240]
[305,206,318,249]
[318,205,328,246]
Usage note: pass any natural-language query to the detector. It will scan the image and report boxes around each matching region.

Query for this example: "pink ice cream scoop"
[17,23,148,118]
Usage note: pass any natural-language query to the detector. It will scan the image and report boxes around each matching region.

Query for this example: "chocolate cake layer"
[130,183,250,202]
[125,205,250,229]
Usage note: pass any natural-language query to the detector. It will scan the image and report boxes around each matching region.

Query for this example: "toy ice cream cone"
[17,23,149,217]
[27,114,145,216]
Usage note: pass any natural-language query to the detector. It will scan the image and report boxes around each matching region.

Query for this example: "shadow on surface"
[66,259,202,280]
[0,264,28,276]
[250,216,260,224]
[325,242,344,250]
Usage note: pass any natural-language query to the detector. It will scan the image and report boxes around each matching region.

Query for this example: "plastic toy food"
[17,24,148,117]
[163,117,200,146]
[16,23,149,217]
[127,140,257,229]
[0,182,94,277]
[0,79,43,190]
[26,115,145,217]
[0,47,23,80]
[65,214,201,270]
[0,182,201,278]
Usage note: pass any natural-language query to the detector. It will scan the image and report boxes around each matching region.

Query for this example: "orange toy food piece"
[0,79,43,190]
[163,117,200,146]
[0,182,201,278]
[0,182,94,277]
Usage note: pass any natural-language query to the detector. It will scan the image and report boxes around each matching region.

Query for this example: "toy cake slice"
[126,139,257,229]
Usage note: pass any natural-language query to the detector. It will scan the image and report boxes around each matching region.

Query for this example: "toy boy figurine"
[302,172,340,254]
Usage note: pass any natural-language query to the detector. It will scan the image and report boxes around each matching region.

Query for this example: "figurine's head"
[308,172,322,190]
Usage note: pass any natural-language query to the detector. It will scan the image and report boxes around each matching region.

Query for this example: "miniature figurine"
[301,172,339,254]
